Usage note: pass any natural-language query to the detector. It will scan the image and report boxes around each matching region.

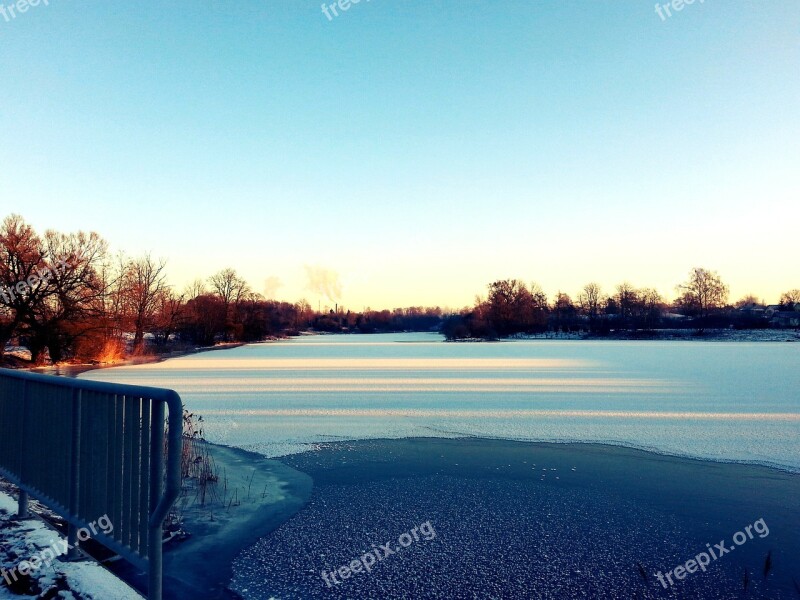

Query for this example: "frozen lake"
[80,333,800,471]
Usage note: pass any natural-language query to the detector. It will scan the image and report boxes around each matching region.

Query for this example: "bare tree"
[552,292,577,331]
[615,282,638,325]
[152,288,184,346]
[638,288,665,330]
[209,268,250,309]
[529,282,548,310]
[676,267,729,331]
[209,268,251,341]
[87,255,128,361]
[1,215,113,363]
[121,254,169,355]
[779,289,800,309]
[578,283,602,330]
[0,215,43,357]
[294,299,314,330]
[29,228,108,363]
[184,278,207,301]
[486,280,533,337]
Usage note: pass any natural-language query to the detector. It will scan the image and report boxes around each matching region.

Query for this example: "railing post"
[18,490,29,518]
[67,388,81,560]
[149,400,165,600]
[18,380,29,519]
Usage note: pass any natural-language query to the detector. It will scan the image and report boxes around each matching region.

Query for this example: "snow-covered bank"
[593,328,800,342]
[507,329,800,342]
[453,329,800,343]
[0,492,140,600]
[1,341,247,376]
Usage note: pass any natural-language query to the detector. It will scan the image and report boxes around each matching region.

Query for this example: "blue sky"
[1,1,798,309]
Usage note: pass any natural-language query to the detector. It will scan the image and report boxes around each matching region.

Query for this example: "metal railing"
[0,368,183,600]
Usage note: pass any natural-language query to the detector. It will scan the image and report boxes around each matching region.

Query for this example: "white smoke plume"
[304,265,342,302]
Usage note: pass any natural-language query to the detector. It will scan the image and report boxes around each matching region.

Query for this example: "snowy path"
[0,492,140,600]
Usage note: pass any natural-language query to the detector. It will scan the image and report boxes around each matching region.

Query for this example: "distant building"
[663,312,687,320]
[770,311,800,328]
[737,303,766,316]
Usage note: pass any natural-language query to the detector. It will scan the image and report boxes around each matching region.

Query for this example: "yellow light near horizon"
[170,377,682,394]
[198,409,800,421]
[154,358,594,370]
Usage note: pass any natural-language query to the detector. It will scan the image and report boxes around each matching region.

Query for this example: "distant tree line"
[2,214,797,363]
[0,215,443,365]
[311,306,443,334]
[442,271,800,340]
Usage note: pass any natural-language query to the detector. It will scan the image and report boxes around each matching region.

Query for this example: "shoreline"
[457,328,800,343]
[29,341,248,378]
[85,442,314,600]
[161,443,312,599]
[268,432,800,476]
[2,326,798,373]
[0,441,314,600]
[586,328,800,342]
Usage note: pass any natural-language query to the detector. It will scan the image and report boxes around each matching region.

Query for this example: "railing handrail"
[0,367,183,600]
[0,367,179,403]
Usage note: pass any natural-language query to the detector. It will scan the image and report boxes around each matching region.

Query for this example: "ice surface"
[80,333,800,471]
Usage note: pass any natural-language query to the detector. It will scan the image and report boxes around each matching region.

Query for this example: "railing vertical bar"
[112,394,125,545]
[55,385,65,501]
[132,397,143,555]
[17,380,29,519]
[122,394,136,551]
[84,390,103,522]
[38,385,50,496]
[39,385,47,499]
[67,388,82,559]
[139,398,151,558]
[40,385,51,501]
[94,391,108,522]
[79,390,91,521]
[45,385,53,499]
[149,399,166,600]
[121,394,131,550]
[94,391,111,527]
[90,390,98,519]
[20,380,30,503]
